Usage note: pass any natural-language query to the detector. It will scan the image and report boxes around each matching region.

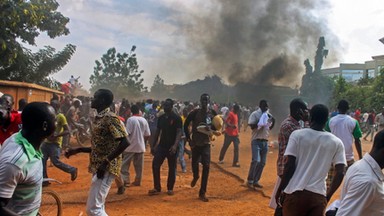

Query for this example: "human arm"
[151,128,160,155]
[0,164,22,216]
[248,111,258,130]
[184,110,196,143]
[0,199,18,216]
[268,114,275,130]
[275,155,296,206]
[326,163,346,202]
[170,128,182,154]
[353,121,363,159]
[65,147,92,158]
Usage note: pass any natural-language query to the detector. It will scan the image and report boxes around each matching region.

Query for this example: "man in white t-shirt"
[119,104,150,191]
[336,130,384,216]
[325,100,362,188]
[275,104,347,216]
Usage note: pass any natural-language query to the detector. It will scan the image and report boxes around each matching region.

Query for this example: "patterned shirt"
[89,108,127,176]
[277,116,301,176]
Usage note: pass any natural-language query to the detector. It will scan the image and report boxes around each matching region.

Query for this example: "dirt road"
[46,131,372,216]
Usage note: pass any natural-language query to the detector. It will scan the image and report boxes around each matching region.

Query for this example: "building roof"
[0,80,64,95]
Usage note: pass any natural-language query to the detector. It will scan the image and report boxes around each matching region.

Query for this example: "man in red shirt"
[218,104,241,167]
[0,98,22,145]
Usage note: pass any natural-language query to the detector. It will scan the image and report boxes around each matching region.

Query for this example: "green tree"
[150,74,167,98]
[89,46,147,99]
[0,0,70,66]
[370,69,384,111]
[0,44,76,89]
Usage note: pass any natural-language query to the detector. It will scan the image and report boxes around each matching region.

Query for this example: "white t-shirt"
[124,115,150,153]
[327,114,362,161]
[284,128,346,196]
[336,153,384,216]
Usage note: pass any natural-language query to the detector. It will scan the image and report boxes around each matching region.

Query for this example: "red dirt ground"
[46,130,373,216]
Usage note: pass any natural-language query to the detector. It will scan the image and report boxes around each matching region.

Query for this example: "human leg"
[49,143,77,176]
[253,140,268,186]
[132,153,144,185]
[191,146,201,183]
[41,142,50,179]
[86,172,115,216]
[178,139,186,172]
[232,136,240,166]
[218,134,231,162]
[152,147,167,192]
[120,152,134,185]
[199,145,211,197]
[166,151,177,191]
[247,139,259,184]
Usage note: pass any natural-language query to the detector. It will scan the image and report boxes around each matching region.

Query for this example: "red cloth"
[225,111,238,136]
[0,111,22,145]
[61,83,71,94]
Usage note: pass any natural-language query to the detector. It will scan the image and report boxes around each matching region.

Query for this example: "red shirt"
[0,111,22,145]
[225,111,238,136]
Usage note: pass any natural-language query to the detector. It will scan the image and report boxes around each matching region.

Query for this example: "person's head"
[1,94,14,110]
[259,100,269,113]
[309,104,329,127]
[73,100,81,108]
[233,104,240,114]
[22,102,56,143]
[337,100,349,114]
[18,98,28,111]
[91,89,114,111]
[290,98,308,121]
[52,93,59,101]
[50,99,60,113]
[131,104,140,115]
[0,98,10,126]
[182,108,188,117]
[164,98,174,113]
[370,130,384,168]
[200,93,210,110]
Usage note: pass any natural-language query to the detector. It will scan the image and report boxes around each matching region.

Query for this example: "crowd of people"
[0,89,383,215]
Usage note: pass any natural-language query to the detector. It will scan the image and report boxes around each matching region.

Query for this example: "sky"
[32,0,384,90]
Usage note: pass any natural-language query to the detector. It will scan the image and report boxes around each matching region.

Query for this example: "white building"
[321,55,384,82]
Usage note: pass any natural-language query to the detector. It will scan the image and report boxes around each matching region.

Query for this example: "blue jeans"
[178,139,186,172]
[41,142,76,178]
[247,139,268,184]
[218,134,240,165]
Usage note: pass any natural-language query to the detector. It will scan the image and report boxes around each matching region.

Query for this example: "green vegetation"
[89,46,148,99]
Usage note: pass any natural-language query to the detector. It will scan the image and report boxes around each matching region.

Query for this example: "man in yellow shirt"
[41,99,78,185]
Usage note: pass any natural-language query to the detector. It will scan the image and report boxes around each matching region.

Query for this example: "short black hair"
[233,104,240,112]
[372,130,384,151]
[200,93,210,100]
[337,100,349,113]
[131,104,140,114]
[165,98,174,106]
[290,98,306,114]
[310,104,329,125]
[1,94,14,102]
[259,99,267,107]
[22,102,54,132]
[97,89,114,107]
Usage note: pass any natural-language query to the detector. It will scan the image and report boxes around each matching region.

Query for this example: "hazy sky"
[32,0,384,90]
